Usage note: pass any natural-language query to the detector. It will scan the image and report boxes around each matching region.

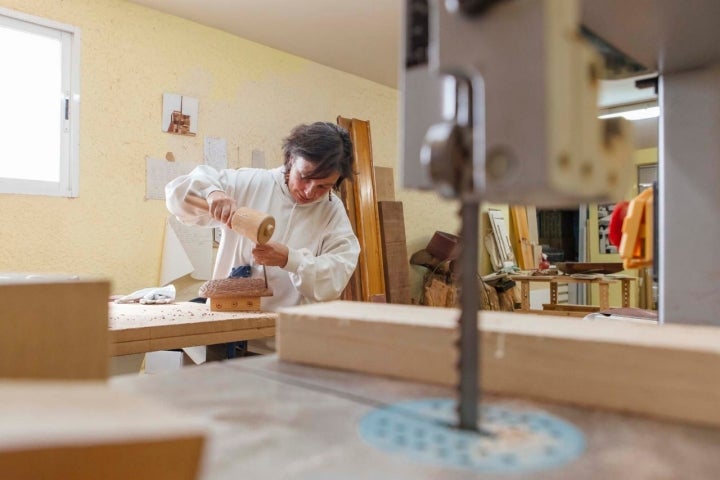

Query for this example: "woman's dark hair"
[282,122,354,189]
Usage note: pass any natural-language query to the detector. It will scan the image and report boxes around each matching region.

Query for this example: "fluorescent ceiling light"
[598,102,660,121]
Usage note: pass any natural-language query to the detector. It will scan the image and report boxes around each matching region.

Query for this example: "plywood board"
[0,381,205,480]
[278,301,720,428]
[378,201,411,304]
[0,279,110,380]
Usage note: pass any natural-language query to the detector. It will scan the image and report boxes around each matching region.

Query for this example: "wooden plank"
[509,205,534,269]
[337,116,362,301]
[350,117,386,300]
[526,205,539,245]
[108,302,276,356]
[373,166,395,201]
[338,175,362,301]
[337,116,385,301]
[0,381,205,480]
[148,327,276,353]
[277,301,720,428]
[110,339,152,356]
[542,303,600,313]
[378,201,410,304]
[515,309,588,317]
[487,210,514,264]
[0,279,110,380]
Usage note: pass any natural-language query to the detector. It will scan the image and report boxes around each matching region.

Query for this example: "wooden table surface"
[108,302,276,356]
[110,355,720,480]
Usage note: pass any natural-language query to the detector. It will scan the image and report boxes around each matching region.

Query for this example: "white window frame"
[0,7,80,197]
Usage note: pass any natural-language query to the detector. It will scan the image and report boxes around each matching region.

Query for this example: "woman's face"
[286,156,340,204]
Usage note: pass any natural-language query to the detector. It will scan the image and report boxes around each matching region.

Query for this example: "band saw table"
[110,355,720,480]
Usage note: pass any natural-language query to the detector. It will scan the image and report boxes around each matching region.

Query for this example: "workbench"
[109,355,720,479]
[109,302,276,356]
[510,274,635,314]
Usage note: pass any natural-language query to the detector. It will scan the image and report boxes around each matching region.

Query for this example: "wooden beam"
[278,301,720,428]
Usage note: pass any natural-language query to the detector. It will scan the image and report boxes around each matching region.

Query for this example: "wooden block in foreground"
[0,277,110,380]
[0,381,205,480]
[278,301,720,428]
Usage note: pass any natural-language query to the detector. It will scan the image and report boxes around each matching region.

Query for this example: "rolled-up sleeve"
[165,165,230,227]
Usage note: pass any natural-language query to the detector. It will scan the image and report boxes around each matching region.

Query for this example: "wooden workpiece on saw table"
[277,301,720,428]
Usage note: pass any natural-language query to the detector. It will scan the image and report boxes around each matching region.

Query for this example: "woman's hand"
[207,191,236,228]
[252,241,289,268]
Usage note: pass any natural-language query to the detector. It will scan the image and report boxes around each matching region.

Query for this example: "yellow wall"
[0,0,459,298]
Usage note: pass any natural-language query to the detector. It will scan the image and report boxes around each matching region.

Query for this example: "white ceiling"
[128,0,403,88]
[127,0,658,140]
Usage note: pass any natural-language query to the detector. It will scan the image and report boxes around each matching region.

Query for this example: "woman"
[166,121,360,312]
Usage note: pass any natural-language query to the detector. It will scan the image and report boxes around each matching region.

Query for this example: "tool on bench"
[185,194,275,245]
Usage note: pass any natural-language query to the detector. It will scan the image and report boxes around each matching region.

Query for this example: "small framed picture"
[162,92,198,136]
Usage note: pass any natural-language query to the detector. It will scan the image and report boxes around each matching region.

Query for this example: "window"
[637,164,658,194]
[0,8,80,197]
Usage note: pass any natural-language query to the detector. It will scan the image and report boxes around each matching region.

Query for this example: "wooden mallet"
[185,194,275,244]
